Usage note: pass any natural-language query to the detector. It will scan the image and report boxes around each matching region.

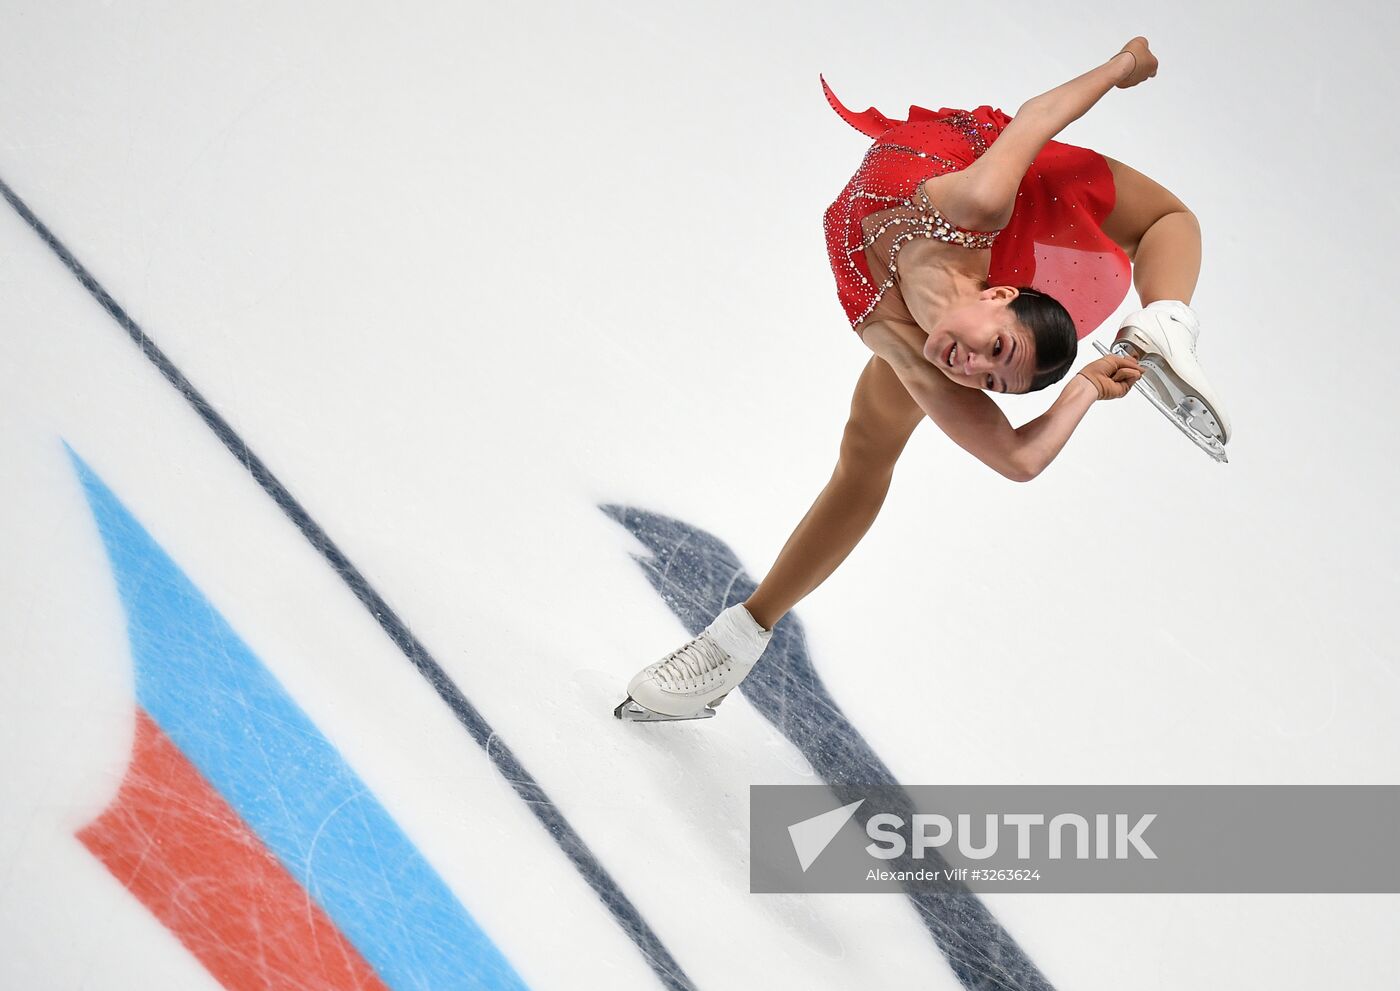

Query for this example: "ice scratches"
[3,158,698,991]
[601,504,1058,991]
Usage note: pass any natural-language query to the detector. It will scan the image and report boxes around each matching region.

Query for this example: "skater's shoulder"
[857,316,926,368]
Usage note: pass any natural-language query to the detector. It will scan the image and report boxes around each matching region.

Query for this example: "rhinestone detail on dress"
[846,158,1003,325]
[824,115,1005,328]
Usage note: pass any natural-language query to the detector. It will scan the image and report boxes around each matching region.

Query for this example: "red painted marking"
[77,708,392,991]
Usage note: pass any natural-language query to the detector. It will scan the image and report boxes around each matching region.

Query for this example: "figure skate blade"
[1093,341,1229,463]
[614,695,720,722]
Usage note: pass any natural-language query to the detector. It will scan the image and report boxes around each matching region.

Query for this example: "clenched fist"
[1114,37,1158,89]
[1077,354,1142,400]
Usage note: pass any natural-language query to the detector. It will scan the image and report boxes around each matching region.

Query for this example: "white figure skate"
[615,603,773,722]
[1092,299,1232,463]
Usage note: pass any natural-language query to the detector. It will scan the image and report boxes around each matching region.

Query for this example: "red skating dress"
[821,77,1131,340]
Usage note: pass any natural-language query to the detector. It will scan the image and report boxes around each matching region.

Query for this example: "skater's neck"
[900,256,987,333]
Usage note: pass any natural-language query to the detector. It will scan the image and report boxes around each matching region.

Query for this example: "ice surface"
[3,2,1400,989]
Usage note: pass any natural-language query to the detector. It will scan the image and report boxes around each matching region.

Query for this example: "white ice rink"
[3,2,1399,988]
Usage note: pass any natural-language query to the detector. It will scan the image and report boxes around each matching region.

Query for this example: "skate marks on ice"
[68,450,526,991]
[602,504,1059,991]
[0,174,695,991]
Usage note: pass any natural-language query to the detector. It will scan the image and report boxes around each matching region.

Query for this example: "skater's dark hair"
[1005,287,1077,393]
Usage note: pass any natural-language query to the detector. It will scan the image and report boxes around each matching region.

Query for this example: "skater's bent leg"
[1132,209,1200,306]
[743,356,923,631]
[1100,155,1201,306]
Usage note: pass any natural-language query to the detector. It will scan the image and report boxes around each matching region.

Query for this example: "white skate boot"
[1092,299,1232,463]
[615,603,773,722]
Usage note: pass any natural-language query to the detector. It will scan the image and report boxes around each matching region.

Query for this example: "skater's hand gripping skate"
[1077,354,1142,400]
[1113,37,1158,89]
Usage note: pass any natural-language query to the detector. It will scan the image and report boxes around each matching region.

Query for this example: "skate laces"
[651,634,730,690]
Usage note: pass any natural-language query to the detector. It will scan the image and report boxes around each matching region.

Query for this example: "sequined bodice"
[822,101,1008,329]
[821,79,1133,341]
[857,176,1002,323]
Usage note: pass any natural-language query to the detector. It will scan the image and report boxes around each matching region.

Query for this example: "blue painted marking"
[69,445,529,991]
[2,162,686,987]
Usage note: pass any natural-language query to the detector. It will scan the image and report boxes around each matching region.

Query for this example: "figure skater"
[617,37,1231,721]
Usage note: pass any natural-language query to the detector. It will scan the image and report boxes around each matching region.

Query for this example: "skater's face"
[923,287,1036,394]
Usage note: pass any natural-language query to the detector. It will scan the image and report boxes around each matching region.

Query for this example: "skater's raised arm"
[946,37,1158,230]
[862,321,1137,481]
[1026,36,1156,124]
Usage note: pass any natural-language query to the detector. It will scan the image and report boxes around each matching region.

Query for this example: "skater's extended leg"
[618,355,923,720]
[1100,155,1201,306]
[743,355,923,631]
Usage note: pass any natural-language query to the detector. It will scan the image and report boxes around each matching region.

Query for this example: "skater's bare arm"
[860,322,1025,478]
[940,37,1157,230]
[861,321,1101,481]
